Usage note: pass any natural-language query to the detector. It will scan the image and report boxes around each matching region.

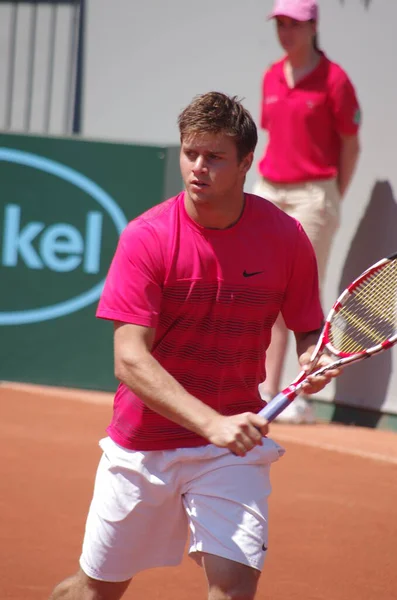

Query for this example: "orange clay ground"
[1,382,396,600]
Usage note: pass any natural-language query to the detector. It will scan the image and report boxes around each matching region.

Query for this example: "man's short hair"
[178,91,258,161]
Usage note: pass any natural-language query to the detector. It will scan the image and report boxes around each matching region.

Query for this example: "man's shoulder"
[134,193,182,227]
[248,193,300,230]
[122,193,183,240]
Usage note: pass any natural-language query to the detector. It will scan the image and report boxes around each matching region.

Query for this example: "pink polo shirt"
[97,192,323,450]
[258,52,361,183]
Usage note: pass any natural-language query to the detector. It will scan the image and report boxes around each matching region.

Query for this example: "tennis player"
[254,0,361,423]
[49,92,339,600]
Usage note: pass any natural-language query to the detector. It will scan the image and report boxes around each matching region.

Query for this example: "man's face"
[180,132,252,206]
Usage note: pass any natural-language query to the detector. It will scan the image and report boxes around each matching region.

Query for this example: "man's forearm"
[115,352,219,438]
[294,329,322,363]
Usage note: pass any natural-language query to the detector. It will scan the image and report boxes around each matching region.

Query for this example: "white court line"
[272,432,397,466]
[0,381,114,405]
[1,381,396,465]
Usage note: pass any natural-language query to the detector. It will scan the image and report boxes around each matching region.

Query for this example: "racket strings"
[329,260,397,354]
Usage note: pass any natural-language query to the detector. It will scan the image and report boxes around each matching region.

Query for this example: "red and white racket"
[259,253,397,422]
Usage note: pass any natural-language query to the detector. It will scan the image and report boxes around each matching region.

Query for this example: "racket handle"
[258,389,298,423]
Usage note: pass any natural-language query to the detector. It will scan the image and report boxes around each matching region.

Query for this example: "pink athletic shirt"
[97,192,323,450]
[258,52,361,183]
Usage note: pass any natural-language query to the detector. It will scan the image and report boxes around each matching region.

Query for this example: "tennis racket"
[259,253,397,423]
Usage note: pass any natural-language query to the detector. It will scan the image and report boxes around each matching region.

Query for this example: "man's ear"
[240,151,254,175]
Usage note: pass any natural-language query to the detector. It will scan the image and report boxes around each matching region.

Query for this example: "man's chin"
[187,189,212,204]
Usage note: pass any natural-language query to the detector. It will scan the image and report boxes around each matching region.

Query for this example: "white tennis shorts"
[79,436,285,582]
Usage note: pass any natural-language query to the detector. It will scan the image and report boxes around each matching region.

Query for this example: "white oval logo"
[0,148,128,325]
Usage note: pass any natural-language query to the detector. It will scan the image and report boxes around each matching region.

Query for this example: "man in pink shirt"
[49,92,339,600]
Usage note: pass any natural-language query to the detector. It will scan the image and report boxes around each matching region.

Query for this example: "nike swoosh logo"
[243,270,263,278]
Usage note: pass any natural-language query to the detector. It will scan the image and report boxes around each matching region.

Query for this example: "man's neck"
[184,193,245,230]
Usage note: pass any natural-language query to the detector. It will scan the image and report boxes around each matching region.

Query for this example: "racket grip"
[258,389,297,423]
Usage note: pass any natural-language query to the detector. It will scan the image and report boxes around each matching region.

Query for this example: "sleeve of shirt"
[281,222,324,332]
[96,220,164,328]
[329,72,362,136]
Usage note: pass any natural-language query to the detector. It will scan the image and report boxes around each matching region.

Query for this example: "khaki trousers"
[253,177,341,285]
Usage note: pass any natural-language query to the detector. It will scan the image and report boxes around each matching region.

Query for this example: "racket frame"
[259,253,397,422]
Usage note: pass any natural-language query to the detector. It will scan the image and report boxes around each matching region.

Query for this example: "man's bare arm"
[294,329,341,395]
[114,322,268,455]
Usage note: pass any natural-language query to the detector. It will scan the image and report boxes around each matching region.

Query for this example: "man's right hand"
[202,413,269,456]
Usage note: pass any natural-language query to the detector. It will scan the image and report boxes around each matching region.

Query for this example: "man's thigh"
[183,440,284,572]
[80,438,188,582]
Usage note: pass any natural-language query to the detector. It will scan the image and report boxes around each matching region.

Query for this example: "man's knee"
[48,568,131,600]
[49,572,80,599]
[209,581,258,600]
[201,553,260,600]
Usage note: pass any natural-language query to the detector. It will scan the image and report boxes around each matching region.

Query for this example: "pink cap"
[268,0,318,21]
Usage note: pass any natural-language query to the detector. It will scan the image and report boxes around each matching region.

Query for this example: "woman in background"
[254,0,361,423]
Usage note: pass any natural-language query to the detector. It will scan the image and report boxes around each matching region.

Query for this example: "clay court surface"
[1,382,396,600]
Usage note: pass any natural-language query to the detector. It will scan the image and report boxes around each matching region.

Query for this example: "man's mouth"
[191,180,209,188]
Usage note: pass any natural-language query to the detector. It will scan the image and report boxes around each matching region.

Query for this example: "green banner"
[0,133,182,390]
